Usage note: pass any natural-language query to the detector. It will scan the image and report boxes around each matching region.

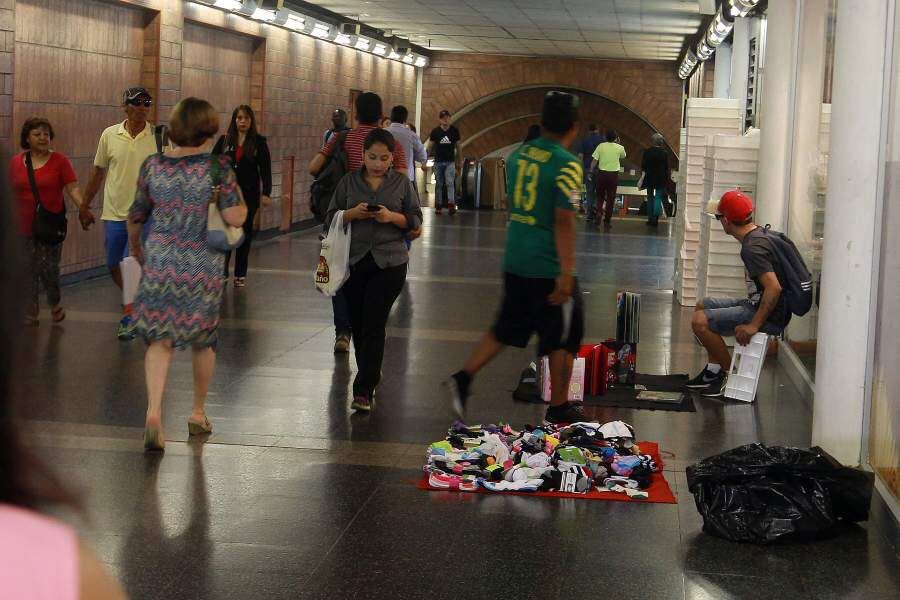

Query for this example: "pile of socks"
[424,420,660,496]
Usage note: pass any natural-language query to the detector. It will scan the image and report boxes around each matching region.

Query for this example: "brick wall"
[421,53,683,153]
[8,0,416,275]
[454,87,677,169]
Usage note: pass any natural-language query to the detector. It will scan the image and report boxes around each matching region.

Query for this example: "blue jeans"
[702,297,785,337]
[433,161,456,208]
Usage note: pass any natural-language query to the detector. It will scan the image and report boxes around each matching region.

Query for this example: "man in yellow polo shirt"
[81,87,165,339]
[589,129,626,228]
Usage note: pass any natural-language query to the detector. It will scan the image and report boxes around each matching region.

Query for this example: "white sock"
[706,363,722,374]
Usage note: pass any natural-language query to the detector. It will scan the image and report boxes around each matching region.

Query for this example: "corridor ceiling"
[302,0,704,60]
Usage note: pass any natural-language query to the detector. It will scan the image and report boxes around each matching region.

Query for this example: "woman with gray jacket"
[326,128,422,412]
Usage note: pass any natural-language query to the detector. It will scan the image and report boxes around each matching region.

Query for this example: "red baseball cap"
[717,190,754,222]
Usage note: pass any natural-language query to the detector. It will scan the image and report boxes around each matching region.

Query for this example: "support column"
[813,0,890,465]
[730,18,750,109]
[754,0,799,229]
[713,42,732,98]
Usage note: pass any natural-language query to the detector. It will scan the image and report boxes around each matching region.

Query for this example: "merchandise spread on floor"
[424,420,659,498]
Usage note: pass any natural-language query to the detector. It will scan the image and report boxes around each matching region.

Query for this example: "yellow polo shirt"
[592,142,626,172]
[94,121,159,221]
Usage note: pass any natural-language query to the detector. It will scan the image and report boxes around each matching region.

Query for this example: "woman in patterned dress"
[127,98,246,451]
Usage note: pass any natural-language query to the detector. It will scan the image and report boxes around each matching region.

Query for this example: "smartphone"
[366,204,380,212]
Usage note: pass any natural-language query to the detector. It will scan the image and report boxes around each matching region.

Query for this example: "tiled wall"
[7,0,417,275]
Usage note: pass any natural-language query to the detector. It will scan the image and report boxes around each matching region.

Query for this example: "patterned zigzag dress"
[129,153,241,349]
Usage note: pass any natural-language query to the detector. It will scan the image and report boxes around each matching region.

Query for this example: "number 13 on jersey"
[512,159,539,212]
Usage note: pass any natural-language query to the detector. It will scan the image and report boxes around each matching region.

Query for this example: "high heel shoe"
[187,416,212,436]
[143,424,165,452]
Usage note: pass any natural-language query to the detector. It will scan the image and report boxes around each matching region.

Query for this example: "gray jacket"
[326,169,422,269]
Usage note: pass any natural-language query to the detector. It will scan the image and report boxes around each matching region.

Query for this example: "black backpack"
[310,132,348,223]
[758,225,814,317]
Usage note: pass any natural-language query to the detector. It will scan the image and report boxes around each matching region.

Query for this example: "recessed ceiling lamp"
[213,0,242,9]
[355,37,371,51]
[373,43,387,55]
[283,13,305,31]
[311,22,330,38]
[414,56,427,67]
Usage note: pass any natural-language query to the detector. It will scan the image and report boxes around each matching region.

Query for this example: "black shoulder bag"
[26,152,68,244]
[310,131,349,223]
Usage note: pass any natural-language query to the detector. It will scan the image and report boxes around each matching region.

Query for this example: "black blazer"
[213,134,273,204]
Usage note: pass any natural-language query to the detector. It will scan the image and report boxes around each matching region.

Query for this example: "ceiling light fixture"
[283,14,305,31]
[729,0,760,18]
[355,37,371,51]
[251,7,276,22]
[388,50,401,60]
[213,0,242,9]
[334,33,353,45]
[414,56,427,67]
[311,22,330,38]
[373,43,387,55]
[402,53,414,64]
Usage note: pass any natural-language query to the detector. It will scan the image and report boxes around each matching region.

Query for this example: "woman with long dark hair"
[325,129,422,412]
[213,105,272,288]
[0,177,125,596]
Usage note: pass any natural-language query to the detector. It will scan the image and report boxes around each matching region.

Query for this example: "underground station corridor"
[0,1,898,599]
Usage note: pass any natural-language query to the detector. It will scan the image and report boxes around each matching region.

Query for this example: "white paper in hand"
[314,210,352,296]
[120,256,142,307]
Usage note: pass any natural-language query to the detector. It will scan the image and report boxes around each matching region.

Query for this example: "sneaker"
[116,315,136,340]
[544,402,587,425]
[351,394,373,412]
[334,333,351,353]
[684,366,723,389]
[700,371,728,397]
[444,371,471,419]
[448,203,458,215]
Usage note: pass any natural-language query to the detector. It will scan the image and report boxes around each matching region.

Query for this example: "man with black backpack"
[685,190,813,397]
[308,92,407,353]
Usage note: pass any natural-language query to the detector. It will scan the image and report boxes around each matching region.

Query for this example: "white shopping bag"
[120,256,142,308]
[314,210,352,296]
[540,356,586,403]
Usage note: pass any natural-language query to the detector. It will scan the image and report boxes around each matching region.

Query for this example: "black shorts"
[492,272,584,356]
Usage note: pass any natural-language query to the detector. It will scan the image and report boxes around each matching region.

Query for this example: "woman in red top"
[9,117,86,324]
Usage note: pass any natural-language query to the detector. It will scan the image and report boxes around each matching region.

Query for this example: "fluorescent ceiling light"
[334,33,353,45]
[402,54,414,64]
[706,9,733,46]
[388,51,401,60]
[373,43,387,55]
[251,8,276,22]
[284,14,305,31]
[355,37,371,50]
[312,23,330,38]
[414,56,427,67]
[729,0,759,17]
[696,39,714,60]
[214,0,242,9]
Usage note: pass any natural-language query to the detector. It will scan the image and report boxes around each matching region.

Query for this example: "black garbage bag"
[686,443,873,544]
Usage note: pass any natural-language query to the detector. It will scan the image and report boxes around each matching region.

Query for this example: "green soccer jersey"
[503,137,582,278]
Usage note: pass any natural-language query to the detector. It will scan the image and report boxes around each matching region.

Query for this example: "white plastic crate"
[724,332,769,402]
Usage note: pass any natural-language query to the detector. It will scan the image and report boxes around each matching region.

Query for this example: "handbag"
[26,152,67,244]
[314,210,352,296]
[207,156,245,252]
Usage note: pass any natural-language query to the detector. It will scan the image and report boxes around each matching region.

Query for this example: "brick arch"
[421,53,683,152]
[453,87,677,170]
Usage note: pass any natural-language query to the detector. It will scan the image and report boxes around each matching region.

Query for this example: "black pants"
[224,201,258,278]
[27,238,62,308]
[333,287,351,336]
[343,253,407,396]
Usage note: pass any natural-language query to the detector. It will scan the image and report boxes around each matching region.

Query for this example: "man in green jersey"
[444,91,586,425]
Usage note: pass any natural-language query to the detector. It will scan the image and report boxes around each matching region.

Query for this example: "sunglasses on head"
[127,98,153,107]
[545,90,580,108]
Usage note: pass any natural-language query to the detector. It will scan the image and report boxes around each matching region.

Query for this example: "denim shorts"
[702,297,784,337]
[104,220,130,269]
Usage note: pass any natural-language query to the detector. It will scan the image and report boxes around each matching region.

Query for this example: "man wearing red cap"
[684,190,790,396]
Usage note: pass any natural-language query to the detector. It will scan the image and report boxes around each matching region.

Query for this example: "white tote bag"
[314,210,352,296]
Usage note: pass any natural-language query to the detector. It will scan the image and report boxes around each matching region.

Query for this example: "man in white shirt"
[386,106,425,244]
[386,106,427,189]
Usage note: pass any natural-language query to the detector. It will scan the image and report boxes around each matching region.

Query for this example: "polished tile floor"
[15,210,899,599]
